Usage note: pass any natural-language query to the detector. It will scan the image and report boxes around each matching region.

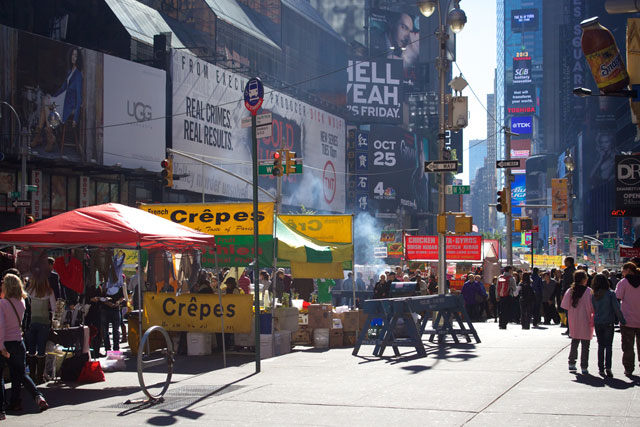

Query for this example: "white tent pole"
[215,246,226,368]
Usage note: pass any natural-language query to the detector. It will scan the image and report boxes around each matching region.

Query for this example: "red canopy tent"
[0,203,216,250]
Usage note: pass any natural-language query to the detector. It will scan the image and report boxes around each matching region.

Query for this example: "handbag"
[60,352,89,382]
[77,360,105,383]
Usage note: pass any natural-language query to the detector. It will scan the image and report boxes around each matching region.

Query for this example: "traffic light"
[26,215,35,224]
[520,218,533,231]
[161,156,173,188]
[285,150,297,175]
[548,237,552,245]
[272,151,283,176]
[496,187,509,213]
[514,218,521,232]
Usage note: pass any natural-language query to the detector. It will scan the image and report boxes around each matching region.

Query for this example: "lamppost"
[564,148,575,253]
[419,0,467,294]
[0,101,60,226]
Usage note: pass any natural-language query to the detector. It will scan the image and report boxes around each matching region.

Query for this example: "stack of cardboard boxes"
[292,304,368,349]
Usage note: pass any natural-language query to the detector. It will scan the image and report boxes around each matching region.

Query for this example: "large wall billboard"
[346,59,402,124]
[0,25,166,169]
[511,8,539,32]
[171,51,346,213]
[354,124,427,215]
[369,8,421,92]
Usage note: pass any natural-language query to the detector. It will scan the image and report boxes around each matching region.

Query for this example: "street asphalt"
[4,321,640,426]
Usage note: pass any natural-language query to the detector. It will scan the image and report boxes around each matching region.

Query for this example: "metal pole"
[251,113,261,372]
[531,231,534,268]
[137,246,143,352]
[437,20,448,295]
[505,128,513,266]
[568,170,573,251]
[201,156,205,203]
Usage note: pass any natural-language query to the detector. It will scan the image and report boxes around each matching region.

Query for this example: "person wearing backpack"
[561,270,594,375]
[592,273,625,377]
[25,276,56,385]
[497,266,517,329]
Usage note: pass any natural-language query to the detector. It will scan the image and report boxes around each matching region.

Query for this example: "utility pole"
[437,22,449,295]
[505,127,514,267]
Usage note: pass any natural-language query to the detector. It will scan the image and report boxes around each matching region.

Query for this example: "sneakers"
[35,396,49,412]
[581,369,589,375]
[606,369,613,378]
[0,411,5,421]
[569,364,577,372]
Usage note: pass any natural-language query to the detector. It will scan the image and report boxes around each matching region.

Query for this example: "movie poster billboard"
[354,124,426,216]
[369,8,421,92]
[346,58,402,123]
[0,25,166,169]
[615,155,640,216]
[171,51,346,213]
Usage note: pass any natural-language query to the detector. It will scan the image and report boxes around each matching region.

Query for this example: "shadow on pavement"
[123,352,256,375]
[571,373,637,390]
[117,372,258,425]
[38,385,142,408]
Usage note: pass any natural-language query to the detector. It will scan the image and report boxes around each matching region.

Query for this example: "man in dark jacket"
[531,268,543,327]
[561,257,575,334]
[542,271,559,324]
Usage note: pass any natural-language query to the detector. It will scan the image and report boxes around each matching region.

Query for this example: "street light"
[564,148,575,253]
[421,0,467,295]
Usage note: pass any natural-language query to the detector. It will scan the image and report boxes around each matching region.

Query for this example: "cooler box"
[260,334,273,359]
[275,331,292,356]
[187,333,213,356]
[274,307,299,333]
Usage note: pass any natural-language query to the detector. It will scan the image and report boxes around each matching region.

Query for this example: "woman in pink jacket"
[0,273,49,420]
[615,262,640,376]
[561,270,594,375]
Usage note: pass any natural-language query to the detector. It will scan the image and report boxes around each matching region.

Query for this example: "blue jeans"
[26,322,50,356]
[0,340,42,408]
[595,323,614,371]
[101,309,121,351]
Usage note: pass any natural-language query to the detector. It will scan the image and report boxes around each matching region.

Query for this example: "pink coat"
[561,286,594,340]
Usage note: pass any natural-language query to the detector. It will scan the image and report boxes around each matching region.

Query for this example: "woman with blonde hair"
[0,273,49,419]
[25,276,56,384]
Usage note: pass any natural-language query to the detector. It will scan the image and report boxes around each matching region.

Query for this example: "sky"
[453,1,498,184]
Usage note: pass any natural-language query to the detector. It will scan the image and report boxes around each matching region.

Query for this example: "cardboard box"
[260,334,273,359]
[329,329,343,348]
[342,311,360,332]
[292,325,312,345]
[308,304,332,329]
[275,331,292,356]
[343,331,357,347]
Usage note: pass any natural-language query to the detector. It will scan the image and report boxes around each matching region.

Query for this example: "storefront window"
[96,181,110,204]
[110,182,119,203]
[41,173,51,217]
[0,172,15,213]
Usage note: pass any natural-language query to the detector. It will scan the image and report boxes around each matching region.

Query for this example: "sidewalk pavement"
[5,321,640,426]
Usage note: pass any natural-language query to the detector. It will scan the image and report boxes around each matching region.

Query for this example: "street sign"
[255,124,272,139]
[259,164,302,175]
[8,191,20,199]
[446,185,470,195]
[243,77,264,113]
[603,238,615,249]
[531,225,539,233]
[241,112,272,128]
[496,159,520,168]
[424,160,458,173]
[374,246,388,258]
[12,200,30,208]
[621,247,640,258]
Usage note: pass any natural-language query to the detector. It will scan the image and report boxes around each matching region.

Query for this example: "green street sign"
[447,185,471,194]
[26,185,38,192]
[258,164,302,175]
[8,191,20,199]
[603,238,615,249]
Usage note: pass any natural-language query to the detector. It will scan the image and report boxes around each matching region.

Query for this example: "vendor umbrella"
[0,203,216,250]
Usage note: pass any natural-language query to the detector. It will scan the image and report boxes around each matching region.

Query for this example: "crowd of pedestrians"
[494,256,640,378]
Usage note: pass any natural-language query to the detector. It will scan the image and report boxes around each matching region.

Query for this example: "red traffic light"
[161,159,169,168]
[273,151,280,160]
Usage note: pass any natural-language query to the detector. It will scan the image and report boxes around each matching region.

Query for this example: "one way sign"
[496,159,520,168]
[424,160,458,173]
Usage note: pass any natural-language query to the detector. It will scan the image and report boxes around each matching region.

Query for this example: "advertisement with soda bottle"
[581,16,630,94]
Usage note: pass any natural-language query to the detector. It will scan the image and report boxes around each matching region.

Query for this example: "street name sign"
[241,112,272,128]
[259,164,302,175]
[496,159,520,168]
[424,160,458,173]
[446,185,470,195]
